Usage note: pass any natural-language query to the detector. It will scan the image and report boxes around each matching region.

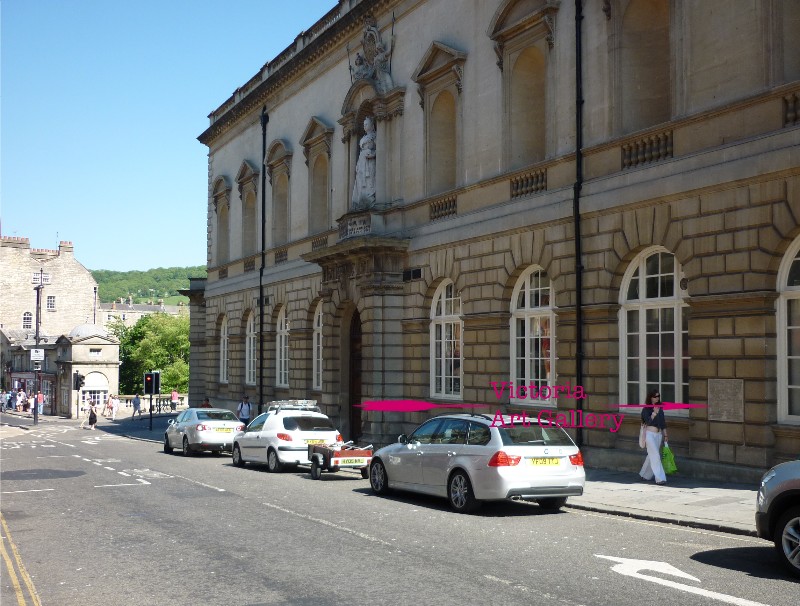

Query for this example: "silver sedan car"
[164,408,244,456]
[369,413,585,513]
[756,460,800,578]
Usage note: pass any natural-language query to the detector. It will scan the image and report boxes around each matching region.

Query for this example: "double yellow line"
[0,512,41,606]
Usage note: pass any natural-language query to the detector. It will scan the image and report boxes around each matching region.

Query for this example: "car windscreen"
[196,411,238,421]
[283,416,335,431]
[498,423,574,447]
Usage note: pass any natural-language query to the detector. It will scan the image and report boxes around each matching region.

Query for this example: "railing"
[621,130,673,169]
[311,235,328,251]
[510,168,547,199]
[218,267,228,279]
[244,259,256,272]
[429,194,457,221]
[274,248,288,264]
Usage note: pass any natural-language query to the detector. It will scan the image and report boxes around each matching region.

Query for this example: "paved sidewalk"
[1,409,763,537]
[568,468,759,537]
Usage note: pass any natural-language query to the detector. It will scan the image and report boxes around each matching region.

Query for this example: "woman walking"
[640,389,668,485]
[88,403,98,430]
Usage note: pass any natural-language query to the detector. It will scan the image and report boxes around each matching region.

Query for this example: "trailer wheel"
[310,457,322,480]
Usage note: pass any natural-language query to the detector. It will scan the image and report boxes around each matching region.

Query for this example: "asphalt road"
[1,418,797,606]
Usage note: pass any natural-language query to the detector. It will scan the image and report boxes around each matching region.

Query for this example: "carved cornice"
[212,176,231,213]
[235,160,259,199]
[265,140,293,184]
[300,116,334,165]
[487,0,561,63]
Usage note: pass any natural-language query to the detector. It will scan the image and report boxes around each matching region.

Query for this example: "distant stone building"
[99,297,188,330]
[0,237,119,415]
[189,0,800,481]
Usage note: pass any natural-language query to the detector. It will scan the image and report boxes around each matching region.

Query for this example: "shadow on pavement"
[691,546,798,583]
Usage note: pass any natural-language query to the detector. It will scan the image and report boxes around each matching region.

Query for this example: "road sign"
[30,349,44,361]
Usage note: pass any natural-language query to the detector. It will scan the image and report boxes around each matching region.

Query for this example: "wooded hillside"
[91,266,206,304]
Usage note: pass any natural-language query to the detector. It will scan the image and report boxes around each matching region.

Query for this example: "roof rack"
[267,399,320,413]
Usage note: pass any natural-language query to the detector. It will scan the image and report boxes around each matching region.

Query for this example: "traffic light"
[152,371,161,394]
[73,372,85,390]
[144,372,154,395]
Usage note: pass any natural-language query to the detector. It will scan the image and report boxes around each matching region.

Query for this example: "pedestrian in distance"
[170,389,179,412]
[200,397,212,408]
[88,403,98,430]
[111,394,120,420]
[132,393,142,417]
[237,395,252,426]
[36,391,44,415]
[103,393,113,418]
[639,389,668,485]
[16,388,26,412]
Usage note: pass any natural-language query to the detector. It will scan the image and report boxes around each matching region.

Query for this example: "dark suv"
[756,460,800,578]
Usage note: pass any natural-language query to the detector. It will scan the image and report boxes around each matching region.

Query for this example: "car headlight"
[760,469,776,486]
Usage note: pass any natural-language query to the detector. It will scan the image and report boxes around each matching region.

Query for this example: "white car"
[232,402,342,472]
[164,408,244,456]
[369,413,585,513]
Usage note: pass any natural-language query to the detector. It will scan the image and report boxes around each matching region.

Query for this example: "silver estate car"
[369,413,585,513]
[164,408,244,456]
[756,460,800,578]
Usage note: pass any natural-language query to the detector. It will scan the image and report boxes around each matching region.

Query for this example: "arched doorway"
[348,310,363,442]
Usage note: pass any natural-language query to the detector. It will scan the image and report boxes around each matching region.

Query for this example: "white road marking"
[103,467,115,471]
[1,489,55,494]
[36,455,68,458]
[118,472,131,477]
[94,479,150,488]
[595,555,770,606]
[168,473,224,492]
[44,438,75,448]
[260,501,395,548]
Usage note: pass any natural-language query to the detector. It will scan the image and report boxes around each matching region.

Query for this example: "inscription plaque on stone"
[707,379,744,422]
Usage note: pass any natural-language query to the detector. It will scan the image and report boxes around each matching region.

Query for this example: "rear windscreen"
[283,416,335,431]
[197,411,238,421]
[498,423,574,447]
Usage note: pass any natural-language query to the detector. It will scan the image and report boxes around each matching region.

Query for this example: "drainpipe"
[258,106,269,415]
[573,0,585,448]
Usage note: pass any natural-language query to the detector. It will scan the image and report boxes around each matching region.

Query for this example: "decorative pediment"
[411,42,467,88]
[299,117,334,165]
[212,176,231,213]
[487,0,560,68]
[235,160,259,198]
[339,81,405,142]
[264,140,293,184]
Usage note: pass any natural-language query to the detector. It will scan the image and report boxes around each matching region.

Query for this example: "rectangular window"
[89,348,101,357]
[46,295,56,310]
[31,273,51,284]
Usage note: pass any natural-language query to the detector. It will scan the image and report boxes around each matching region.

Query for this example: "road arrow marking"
[595,555,770,606]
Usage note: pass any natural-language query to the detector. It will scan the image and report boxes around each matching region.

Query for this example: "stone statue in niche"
[351,116,377,209]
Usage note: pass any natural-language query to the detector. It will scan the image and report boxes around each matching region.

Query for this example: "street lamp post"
[33,268,43,426]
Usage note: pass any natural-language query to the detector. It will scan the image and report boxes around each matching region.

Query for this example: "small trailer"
[307,442,373,480]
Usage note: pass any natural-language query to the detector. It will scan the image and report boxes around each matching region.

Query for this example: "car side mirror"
[398,434,407,444]
[168,419,175,426]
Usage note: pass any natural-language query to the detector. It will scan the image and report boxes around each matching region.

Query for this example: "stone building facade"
[99,298,188,330]
[192,0,800,481]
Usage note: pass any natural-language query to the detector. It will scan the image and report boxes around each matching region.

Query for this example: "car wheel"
[310,458,322,480]
[369,459,390,495]
[774,506,800,578]
[537,497,568,511]
[232,444,245,468]
[163,435,173,454]
[448,470,480,513]
[182,436,193,457]
[267,449,283,473]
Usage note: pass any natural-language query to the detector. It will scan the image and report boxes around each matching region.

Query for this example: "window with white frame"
[312,304,323,390]
[510,267,556,404]
[31,273,51,284]
[619,248,688,408]
[219,317,229,383]
[245,313,257,385]
[430,281,463,398]
[22,312,33,329]
[276,307,289,388]
[777,237,800,424]
[46,295,56,310]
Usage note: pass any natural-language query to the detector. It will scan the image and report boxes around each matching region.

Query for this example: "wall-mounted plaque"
[707,379,744,422]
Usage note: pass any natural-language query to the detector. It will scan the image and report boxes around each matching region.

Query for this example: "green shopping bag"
[662,443,677,475]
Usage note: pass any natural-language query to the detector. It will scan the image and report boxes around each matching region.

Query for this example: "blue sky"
[1,0,334,271]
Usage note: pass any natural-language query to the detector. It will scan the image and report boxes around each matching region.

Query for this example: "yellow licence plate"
[305,439,325,444]
[215,428,233,433]
[529,458,560,466]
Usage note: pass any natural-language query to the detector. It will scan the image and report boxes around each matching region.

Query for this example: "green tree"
[112,313,190,394]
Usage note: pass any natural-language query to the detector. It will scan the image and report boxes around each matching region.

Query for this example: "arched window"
[22,312,33,330]
[245,313,257,386]
[276,307,289,388]
[619,248,688,407]
[510,267,556,404]
[312,304,323,390]
[430,281,462,398]
[273,173,289,247]
[777,237,800,423]
[219,317,229,383]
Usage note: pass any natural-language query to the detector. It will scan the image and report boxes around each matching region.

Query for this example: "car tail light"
[236,424,244,431]
[336,434,343,442]
[277,433,292,441]
[196,424,211,432]
[569,452,584,466]
[488,451,521,467]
